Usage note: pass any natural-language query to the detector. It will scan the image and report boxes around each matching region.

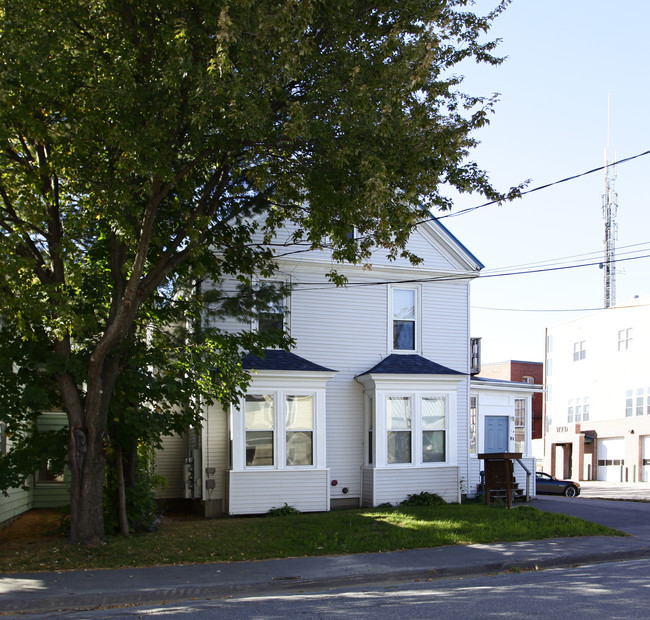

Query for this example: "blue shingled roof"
[357,354,464,377]
[242,349,335,372]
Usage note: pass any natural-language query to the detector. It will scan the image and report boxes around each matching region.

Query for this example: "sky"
[442,0,650,364]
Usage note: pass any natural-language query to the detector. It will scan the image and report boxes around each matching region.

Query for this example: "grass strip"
[1,504,623,573]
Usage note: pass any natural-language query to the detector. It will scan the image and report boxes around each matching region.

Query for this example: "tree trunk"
[68,424,106,545]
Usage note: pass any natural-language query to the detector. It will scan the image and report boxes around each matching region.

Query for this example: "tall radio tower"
[602,97,618,308]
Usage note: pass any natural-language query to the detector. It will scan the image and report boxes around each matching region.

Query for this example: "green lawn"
[1,504,623,573]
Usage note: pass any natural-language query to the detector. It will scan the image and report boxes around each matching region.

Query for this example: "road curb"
[4,546,650,615]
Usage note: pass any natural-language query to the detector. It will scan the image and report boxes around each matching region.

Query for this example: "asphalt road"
[533,494,650,537]
[12,557,650,619]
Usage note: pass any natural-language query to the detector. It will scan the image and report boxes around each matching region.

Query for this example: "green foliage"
[400,492,446,507]
[0,0,519,543]
[267,503,302,517]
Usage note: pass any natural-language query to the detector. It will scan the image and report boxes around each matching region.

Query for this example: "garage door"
[643,436,650,483]
[597,437,624,482]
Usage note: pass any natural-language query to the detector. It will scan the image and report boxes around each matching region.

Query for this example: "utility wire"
[289,251,650,292]
[427,148,650,222]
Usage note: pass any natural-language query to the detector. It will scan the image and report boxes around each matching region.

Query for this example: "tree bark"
[68,424,106,545]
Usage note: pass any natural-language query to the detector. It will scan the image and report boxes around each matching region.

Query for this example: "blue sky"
[444,0,650,363]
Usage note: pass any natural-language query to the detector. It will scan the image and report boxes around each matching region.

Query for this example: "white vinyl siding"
[203,215,480,512]
[202,403,229,507]
[33,413,69,509]
[228,469,329,514]
[0,425,34,526]
[370,466,460,505]
[155,432,190,499]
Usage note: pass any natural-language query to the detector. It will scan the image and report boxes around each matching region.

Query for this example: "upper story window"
[573,341,586,361]
[391,287,418,351]
[626,390,634,417]
[637,389,644,416]
[618,328,632,351]
[256,282,288,337]
[522,376,534,384]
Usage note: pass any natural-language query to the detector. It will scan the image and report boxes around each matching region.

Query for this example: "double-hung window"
[387,397,412,463]
[573,341,586,361]
[422,397,446,462]
[469,396,477,455]
[243,392,319,469]
[285,395,313,466]
[384,394,450,465]
[391,287,418,351]
[245,395,274,466]
[618,328,632,351]
[514,398,526,453]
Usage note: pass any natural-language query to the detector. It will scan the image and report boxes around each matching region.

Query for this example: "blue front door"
[485,416,509,453]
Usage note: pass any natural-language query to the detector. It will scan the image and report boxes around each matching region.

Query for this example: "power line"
[289,250,650,292]
[419,148,650,223]
[472,302,650,313]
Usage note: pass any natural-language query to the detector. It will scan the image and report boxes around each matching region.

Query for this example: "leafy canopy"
[0,0,515,538]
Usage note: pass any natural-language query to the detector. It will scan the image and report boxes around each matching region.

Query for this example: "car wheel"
[564,485,578,498]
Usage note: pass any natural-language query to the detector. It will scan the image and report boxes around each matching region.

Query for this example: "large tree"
[0,0,515,544]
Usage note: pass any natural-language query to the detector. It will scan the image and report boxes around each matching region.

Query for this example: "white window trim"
[373,390,456,468]
[388,284,421,354]
[251,279,291,338]
[231,376,330,472]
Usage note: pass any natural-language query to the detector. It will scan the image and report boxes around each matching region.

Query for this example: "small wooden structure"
[478,452,522,508]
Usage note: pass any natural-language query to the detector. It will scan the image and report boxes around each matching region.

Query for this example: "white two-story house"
[1,217,540,528]
[158,217,539,516]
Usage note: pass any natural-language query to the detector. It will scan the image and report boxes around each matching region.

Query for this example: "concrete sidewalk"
[578,480,650,501]
[2,495,650,615]
[2,534,649,614]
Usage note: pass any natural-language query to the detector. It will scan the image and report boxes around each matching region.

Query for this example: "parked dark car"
[535,472,580,497]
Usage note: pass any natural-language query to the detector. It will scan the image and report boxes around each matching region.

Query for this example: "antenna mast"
[602,96,618,308]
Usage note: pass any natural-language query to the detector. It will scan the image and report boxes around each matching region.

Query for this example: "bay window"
[374,392,453,467]
[238,389,324,470]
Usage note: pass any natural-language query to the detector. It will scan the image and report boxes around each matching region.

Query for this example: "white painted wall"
[544,296,650,480]
[201,218,480,513]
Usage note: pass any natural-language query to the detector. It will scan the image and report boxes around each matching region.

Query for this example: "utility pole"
[602,96,618,308]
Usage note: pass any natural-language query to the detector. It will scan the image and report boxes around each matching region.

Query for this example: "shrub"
[267,503,301,517]
[400,492,446,507]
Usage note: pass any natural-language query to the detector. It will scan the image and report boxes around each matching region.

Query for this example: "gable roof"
[357,354,464,377]
[242,349,335,373]
[428,218,485,270]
